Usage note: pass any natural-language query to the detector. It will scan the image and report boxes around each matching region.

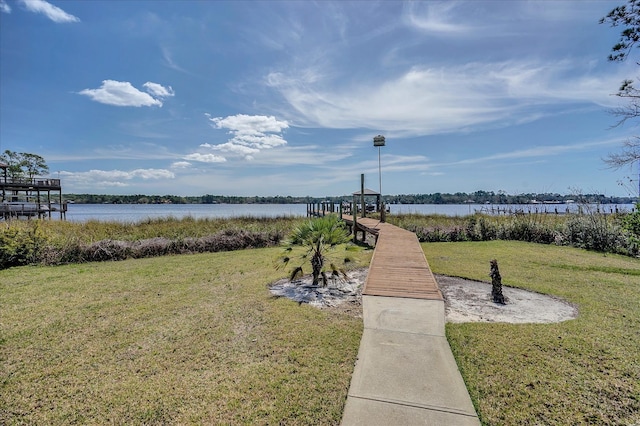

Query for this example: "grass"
[423,241,640,425]
[26,215,307,243]
[1,246,372,425]
[3,230,640,424]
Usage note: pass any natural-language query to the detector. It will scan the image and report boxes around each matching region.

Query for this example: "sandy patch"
[269,268,578,324]
[269,269,368,318]
[436,274,578,324]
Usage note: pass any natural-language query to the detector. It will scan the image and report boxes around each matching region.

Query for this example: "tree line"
[64,192,636,205]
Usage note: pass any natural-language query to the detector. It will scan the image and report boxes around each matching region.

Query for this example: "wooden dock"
[342,215,443,300]
[341,215,479,424]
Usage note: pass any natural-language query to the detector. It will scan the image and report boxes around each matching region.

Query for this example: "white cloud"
[171,161,192,169]
[202,114,289,160]
[161,46,189,73]
[79,80,173,107]
[404,2,471,34]
[143,82,175,98]
[59,168,175,188]
[211,114,289,135]
[266,60,628,137]
[18,0,79,23]
[131,169,175,179]
[0,0,11,13]
[204,142,260,157]
[183,153,227,163]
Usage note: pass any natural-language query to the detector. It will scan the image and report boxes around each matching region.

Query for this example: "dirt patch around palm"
[269,268,578,323]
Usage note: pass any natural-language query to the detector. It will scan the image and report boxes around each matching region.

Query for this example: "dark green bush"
[562,214,627,254]
[497,216,557,244]
[621,203,640,252]
[472,215,497,241]
[0,223,45,269]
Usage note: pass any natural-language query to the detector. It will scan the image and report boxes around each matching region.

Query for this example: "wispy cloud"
[79,80,173,107]
[142,82,174,98]
[170,161,192,169]
[446,138,624,167]
[0,0,11,14]
[161,46,190,74]
[59,168,175,188]
[18,0,79,23]
[243,144,353,166]
[267,59,627,137]
[183,153,226,163]
[403,1,472,34]
[200,114,289,161]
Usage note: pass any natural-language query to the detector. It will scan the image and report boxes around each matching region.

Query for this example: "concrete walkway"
[340,218,480,425]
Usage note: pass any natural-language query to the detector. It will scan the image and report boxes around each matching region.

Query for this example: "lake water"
[63,203,637,223]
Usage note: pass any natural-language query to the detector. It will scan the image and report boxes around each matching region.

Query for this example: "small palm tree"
[278,215,354,287]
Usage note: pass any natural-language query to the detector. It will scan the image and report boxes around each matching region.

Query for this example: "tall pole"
[373,135,386,221]
[378,145,382,196]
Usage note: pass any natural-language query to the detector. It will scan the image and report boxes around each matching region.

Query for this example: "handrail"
[0,177,61,186]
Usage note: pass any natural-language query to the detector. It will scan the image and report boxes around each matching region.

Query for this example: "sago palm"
[278,215,354,287]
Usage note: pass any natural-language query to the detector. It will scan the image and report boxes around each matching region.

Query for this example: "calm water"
[64,203,637,223]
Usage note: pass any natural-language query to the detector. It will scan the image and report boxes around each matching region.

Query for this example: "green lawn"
[423,241,640,425]
[1,247,370,425]
[2,240,639,425]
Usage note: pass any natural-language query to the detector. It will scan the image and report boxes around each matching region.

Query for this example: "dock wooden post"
[352,200,358,243]
[360,173,366,218]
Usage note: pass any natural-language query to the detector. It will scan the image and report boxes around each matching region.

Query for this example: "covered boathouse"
[0,162,67,220]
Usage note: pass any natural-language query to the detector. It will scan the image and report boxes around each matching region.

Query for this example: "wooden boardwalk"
[342,216,443,301]
[340,216,479,424]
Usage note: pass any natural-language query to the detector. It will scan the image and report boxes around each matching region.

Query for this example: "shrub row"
[392,212,639,257]
[3,209,638,270]
[1,227,284,270]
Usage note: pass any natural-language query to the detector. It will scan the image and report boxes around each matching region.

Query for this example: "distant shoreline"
[63,192,638,205]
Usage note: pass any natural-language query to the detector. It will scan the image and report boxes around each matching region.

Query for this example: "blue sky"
[1,0,638,197]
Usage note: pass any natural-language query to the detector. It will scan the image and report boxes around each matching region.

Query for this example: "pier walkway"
[340,216,480,425]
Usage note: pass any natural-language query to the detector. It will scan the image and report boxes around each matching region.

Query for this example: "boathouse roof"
[352,188,380,196]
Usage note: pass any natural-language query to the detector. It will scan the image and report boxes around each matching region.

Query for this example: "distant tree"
[601,1,640,182]
[22,153,49,179]
[0,150,49,179]
[1,150,24,178]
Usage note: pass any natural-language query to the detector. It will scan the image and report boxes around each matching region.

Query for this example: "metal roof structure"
[352,188,380,196]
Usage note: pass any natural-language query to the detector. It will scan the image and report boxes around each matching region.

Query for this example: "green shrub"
[389,210,638,257]
[0,222,46,269]
[472,215,497,241]
[621,203,640,252]
[497,215,557,244]
[562,213,626,253]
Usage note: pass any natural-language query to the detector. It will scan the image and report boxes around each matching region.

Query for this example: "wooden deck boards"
[342,215,443,301]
